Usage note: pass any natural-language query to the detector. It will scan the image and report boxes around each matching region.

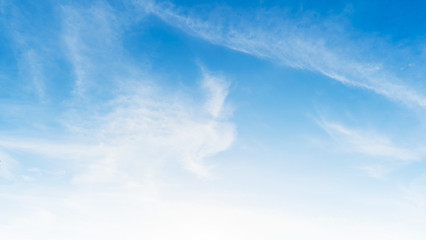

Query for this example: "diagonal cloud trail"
[139,2,426,108]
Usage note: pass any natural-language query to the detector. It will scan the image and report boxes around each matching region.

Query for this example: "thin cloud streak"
[61,3,121,97]
[318,119,421,161]
[141,2,426,108]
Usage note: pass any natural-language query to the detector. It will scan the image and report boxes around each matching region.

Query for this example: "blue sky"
[1,0,426,239]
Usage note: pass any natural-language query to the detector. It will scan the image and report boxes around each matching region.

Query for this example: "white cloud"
[0,71,235,182]
[0,2,236,182]
[201,68,230,118]
[0,66,240,239]
[140,2,426,108]
[61,3,122,96]
[4,2,426,239]
[318,119,420,161]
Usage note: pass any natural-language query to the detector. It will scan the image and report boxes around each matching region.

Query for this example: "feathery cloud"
[318,119,420,161]
[140,2,426,108]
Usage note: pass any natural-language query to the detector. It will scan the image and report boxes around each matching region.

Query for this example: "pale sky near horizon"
[1,0,426,239]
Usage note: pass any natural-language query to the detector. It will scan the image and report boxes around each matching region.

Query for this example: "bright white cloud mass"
[1,0,426,239]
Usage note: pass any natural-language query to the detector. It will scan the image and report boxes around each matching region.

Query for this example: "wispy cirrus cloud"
[137,1,426,109]
[0,2,235,182]
[318,119,420,161]
[61,3,122,97]
[2,2,426,239]
[0,3,238,238]
[0,61,238,238]
[316,116,426,179]
[0,70,234,181]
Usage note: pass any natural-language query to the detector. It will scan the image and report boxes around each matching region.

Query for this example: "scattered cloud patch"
[0,71,235,182]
